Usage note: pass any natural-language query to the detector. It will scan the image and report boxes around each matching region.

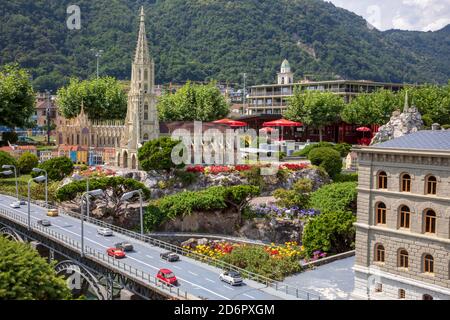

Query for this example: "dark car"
[115,242,134,252]
[160,252,180,262]
[37,219,51,227]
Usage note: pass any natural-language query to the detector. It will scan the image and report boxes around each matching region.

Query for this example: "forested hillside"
[0,0,449,91]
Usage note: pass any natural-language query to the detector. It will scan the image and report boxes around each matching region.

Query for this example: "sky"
[327,0,450,32]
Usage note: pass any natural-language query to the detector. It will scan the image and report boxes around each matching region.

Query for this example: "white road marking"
[205,278,215,283]
[243,293,256,299]
[172,265,182,270]
[188,271,198,276]
[223,285,235,291]
[0,199,234,301]
[145,255,153,259]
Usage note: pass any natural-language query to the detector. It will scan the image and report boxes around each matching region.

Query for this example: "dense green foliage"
[0,151,17,173]
[17,152,39,174]
[55,176,150,202]
[31,157,74,181]
[138,137,184,172]
[308,182,357,214]
[302,211,356,257]
[333,173,359,183]
[0,236,72,300]
[0,174,60,202]
[144,185,260,230]
[221,246,302,281]
[56,77,127,120]
[1,132,18,145]
[0,64,35,128]
[308,147,342,178]
[273,178,312,208]
[0,0,448,92]
[157,81,229,121]
[293,142,351,158]
[285,91,344,141]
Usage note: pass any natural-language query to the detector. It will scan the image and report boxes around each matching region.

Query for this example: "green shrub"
[422,114,434,127]
[0,237,72,299]
[221,245,302,281]
[308,182,357,214]
[138,137,184,172]
[333,173,359,183]
[308,147,342,178]
[302,211,356,257]
[240,166,265,189]
[0,151,17,173]
[273,178,312,208]
[32,156,73,181]
[1,131,18,145]
[174,170,198,186]
[17,152,39,174]
[296,142,334,157]
[442,124,450,130]
[334,143,352,158]
[144,185,260,230]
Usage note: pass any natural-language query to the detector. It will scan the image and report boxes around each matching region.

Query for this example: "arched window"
[281,77,285,84]
[425,210,436,234]
[144,104,149,120]
[401,173,411,192]
[375,244,385,263]
[426,176,437,195]
[143,133,149,141]
[399,206,411,229]
[398,249,409,268]
[398,289,406,299]
[378,171,388,189]
[423,254,434,273]
[376,202,387,225]
[423,294,433,300]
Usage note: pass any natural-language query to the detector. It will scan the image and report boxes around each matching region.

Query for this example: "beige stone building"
[352,130,450,300]
[57,7,159,169]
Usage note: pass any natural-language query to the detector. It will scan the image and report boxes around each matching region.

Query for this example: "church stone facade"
[58,7,159,169]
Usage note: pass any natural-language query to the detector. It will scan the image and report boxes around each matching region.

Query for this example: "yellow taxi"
[47,209,59,217]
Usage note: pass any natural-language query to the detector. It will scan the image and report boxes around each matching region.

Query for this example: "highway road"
[0,194,289,300]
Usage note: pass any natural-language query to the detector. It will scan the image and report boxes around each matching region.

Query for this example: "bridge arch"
[54,260,108,300]
[0,226,24,243]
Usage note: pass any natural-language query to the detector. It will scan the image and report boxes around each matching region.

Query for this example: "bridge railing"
[0,206,196,300]
[55,205,320,300]
[1,194,320,300]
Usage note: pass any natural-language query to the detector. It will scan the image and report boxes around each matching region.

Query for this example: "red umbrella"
[213,118,247,128]
[262,119,302,127]
[356,126,371,132]
[260,127,276,133]
[262,119,302,141]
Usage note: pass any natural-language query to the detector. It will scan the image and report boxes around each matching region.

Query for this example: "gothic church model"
[57,7,159,169]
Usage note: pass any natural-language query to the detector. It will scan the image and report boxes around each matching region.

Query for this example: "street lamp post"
[1,164,19,202]
[91,49,104,78]
[45,90,51,145]
[72,173,90,217]
[32,168,48,208]
[81,189,104,257]
[121,189,144,236]
[27,175,46,230]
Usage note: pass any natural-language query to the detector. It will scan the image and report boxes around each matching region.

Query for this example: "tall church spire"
[134,6,151,65]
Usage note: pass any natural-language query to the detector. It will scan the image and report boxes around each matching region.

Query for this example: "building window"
[426,176,437,195]
[398,249,409,268]
[401,173,411,192]
[424,209,436,234]
[423,254,434,274]
[378,171,387,189]
[422,294,433,300]
[375,244,385,263]
[143,133,149,141]
[376,202,387,225]
[398,289,406,299]
[399,206,411,229]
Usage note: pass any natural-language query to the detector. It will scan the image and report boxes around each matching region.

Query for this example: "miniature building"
[352,130,450,300]
[57,7,159,169]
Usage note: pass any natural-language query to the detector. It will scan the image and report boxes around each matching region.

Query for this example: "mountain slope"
[0,0,448,91]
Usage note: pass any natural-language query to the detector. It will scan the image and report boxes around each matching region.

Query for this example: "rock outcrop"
[371,93,424,145]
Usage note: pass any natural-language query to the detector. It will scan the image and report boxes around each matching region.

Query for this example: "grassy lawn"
[0,174,32,197]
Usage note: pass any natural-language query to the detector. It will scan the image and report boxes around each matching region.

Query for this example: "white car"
[97,227,113,236]
[9,201,21,208]
[219,271,243,286]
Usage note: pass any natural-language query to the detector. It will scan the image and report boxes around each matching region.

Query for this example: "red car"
[156,268,178,286]
[107,248,126,259]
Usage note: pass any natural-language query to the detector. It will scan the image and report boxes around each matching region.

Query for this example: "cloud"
[327,0,450,31]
